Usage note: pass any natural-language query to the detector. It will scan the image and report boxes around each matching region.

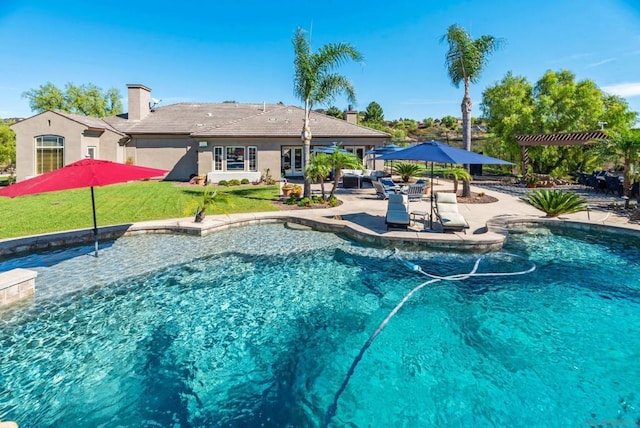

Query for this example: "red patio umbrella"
[0,159,168,256]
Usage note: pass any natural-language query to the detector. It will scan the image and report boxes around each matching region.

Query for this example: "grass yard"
[0,181,280,239]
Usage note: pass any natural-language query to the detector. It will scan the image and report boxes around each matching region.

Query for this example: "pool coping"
[1,210,638,257]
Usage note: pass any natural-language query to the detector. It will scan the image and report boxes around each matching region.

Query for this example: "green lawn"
[0,181,280,239]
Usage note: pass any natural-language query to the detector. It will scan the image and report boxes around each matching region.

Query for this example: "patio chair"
[406,182,427,202]
[385,193,410,230]
[435,192,469,233]
[372,180,390,199]
[379,177,397,193]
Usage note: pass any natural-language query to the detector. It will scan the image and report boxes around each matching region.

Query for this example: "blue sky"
[1,0,639,123]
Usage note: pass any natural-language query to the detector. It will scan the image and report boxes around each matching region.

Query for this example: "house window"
[248,146,257,171]
[345,146,366,162]
[226,146,245,170]
[213,146,224,171]
[87,146,97,159]
[35,135,64,174]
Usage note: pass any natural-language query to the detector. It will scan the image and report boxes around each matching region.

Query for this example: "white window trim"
[35,135,65,175]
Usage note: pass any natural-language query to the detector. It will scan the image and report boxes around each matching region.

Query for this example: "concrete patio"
[1,179,639,256]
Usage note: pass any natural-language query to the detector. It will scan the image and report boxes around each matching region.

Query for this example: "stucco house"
[11,84,390,183]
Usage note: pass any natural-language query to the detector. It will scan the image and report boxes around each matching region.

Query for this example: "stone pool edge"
[1,212,638,257]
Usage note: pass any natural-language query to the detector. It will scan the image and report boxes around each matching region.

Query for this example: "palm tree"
[328,150,363,199]
[393,162,423,183]
[520,189,587,217]
[293,27,363,197]
[442,24,502,197]
[306,153,332,199]
[443,167,472,195]
[594,129,640,200]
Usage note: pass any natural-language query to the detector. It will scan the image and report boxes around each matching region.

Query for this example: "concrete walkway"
[1,180,639,256]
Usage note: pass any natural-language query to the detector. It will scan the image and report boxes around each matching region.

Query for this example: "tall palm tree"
[293,27,363,197]
[442,24,502,197]
[594,129,640,200]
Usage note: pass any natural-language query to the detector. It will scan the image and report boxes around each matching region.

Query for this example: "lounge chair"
[372,180,390,199]
[405,182,427,202]
[385,193,410,230]
[435,192,469,233]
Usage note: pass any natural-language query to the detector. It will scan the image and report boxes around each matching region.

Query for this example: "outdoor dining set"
[576,170,639,197]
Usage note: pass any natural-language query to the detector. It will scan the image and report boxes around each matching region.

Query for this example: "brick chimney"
[344,105,357,124]
[126,84,151,121]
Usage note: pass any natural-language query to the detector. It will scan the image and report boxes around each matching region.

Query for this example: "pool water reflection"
[0,224,639,427]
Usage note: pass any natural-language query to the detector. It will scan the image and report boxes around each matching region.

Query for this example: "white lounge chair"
[385,193,410,230]
[372,180,391,199]
[435,192,469,233]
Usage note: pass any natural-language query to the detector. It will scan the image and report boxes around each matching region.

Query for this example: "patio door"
[281,147,304,177]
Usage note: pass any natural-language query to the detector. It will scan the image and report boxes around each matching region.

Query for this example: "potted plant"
[194,186,217,222]
[526,173,538,188]
[290,184,303,197]
[282,183,295,197]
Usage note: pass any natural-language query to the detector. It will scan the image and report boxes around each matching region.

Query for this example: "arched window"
[35,135,64,174]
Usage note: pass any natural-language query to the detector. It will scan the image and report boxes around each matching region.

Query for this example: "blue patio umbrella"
[313,142,348,154]
[365,144,403,170]
[364,143,402,155]
[379,140,512,229]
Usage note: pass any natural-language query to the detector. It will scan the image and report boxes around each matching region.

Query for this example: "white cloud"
[601,82,640,98]
[587,58,615,68]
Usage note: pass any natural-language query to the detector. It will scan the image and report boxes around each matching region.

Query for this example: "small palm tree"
[329,150,363,199]
[293,28,364,198]
[442,24,503,197]
[443,167,472,195]
[393,162,423,183]
[194,185,224,222]
[306,153,332,199]
[520,189,587,217]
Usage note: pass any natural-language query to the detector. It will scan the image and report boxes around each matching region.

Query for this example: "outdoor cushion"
[435,192,468,232]
[386,194,410,229]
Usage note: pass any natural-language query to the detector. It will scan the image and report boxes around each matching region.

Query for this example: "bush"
[240,178,250,185]
[228,179,241,186]
[328,196,340,207]
[218,180,229,186]
[393,162,423,183]
[297,197,313,207]
[520,189,587,217]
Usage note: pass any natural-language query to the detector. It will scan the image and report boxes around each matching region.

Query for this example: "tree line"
[6,24,639,200]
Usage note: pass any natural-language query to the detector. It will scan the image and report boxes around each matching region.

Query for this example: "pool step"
[0,268,37,306]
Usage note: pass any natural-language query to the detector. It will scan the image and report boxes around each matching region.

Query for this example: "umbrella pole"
[91,186,99,257]
[430,162,434,229]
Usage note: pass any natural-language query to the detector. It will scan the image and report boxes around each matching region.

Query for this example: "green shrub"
[393,162,423,183]
[328,195,340,207]
[520,189,587,217]
[297,197,312,207]
[228,179,241,186]
[218,180,229,186]
[240,178,250,185]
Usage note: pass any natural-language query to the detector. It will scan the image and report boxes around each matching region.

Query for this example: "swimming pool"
[0,224,639,427]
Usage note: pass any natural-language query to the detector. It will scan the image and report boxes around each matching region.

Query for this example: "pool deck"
[2,180,638,256]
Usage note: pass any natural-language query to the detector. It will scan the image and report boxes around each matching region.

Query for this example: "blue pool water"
[0,224,639,427]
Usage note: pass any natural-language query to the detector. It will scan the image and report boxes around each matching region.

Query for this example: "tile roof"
[103,103,389,138]
[516,131,607,146]
[46,111,125,135]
